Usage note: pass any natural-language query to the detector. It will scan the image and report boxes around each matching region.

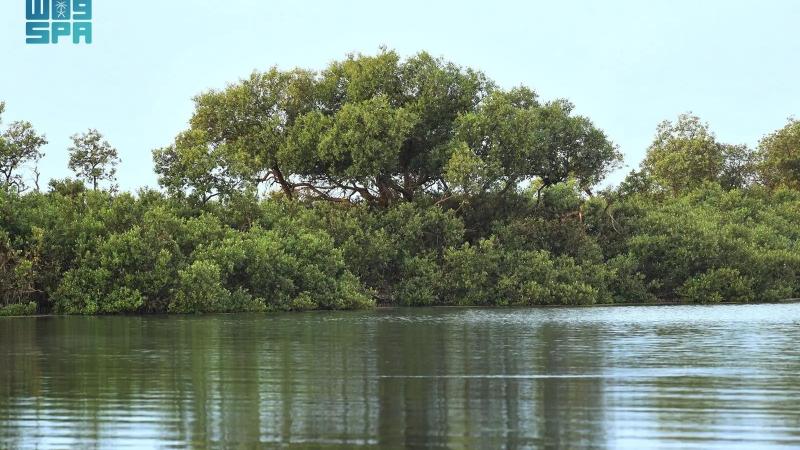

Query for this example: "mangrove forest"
[1,50,799,315]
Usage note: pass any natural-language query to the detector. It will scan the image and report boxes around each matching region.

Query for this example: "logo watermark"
[26,0,92,44]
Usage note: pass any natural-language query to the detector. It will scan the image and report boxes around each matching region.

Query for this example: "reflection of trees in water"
[2,312,800,447]
[171,315,382,446]
[0,316,382,446]
[632,325,800,446]
[375,313,451,447]
[0,314,606,447]
[374,315,608,448]
[536,323,607,448]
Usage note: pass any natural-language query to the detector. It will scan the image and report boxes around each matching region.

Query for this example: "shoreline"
[3,298,800,318]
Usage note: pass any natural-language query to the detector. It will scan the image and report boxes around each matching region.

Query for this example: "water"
[1,304,799,449]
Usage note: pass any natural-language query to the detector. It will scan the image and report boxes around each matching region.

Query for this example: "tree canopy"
[68,129,120,191]
[154,50,621,206]
[0,110,47,193]
[758,119,800,190]
[640,114,756,194]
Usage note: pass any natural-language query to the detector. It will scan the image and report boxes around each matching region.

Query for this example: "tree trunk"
[271,165,294,199]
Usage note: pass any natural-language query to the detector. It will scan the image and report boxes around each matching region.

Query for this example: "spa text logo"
[26,0,92,44]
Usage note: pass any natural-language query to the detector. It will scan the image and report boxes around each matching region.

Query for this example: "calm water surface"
[1,304,800,449]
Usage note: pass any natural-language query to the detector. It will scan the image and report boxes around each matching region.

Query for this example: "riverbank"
[4,298,800,318]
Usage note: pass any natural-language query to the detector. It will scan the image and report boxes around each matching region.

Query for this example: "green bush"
[0,302,37,316]
[53,267,112,314]
[196,226,374,311]
[394,255,441,306]
[601,185,800,303]
[442,237,613,306]
[678,268,755,304]
[606,255,657,304]
[169,260,231,313]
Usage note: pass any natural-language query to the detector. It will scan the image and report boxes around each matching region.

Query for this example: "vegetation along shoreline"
[2,49,799,316]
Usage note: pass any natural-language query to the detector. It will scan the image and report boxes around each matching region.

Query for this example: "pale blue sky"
[1,0,799,191]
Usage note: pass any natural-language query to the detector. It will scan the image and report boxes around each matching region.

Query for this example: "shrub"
[677,268,755,304]
[169,260,231,313]
[196,226,374,311]
[442,237,612,306]
[0,302,37,316]
[394,255,441,306]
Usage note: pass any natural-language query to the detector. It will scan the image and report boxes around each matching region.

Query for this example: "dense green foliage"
[1,50,799,315]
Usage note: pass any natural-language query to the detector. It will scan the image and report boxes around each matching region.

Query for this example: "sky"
[1,0,799,192]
